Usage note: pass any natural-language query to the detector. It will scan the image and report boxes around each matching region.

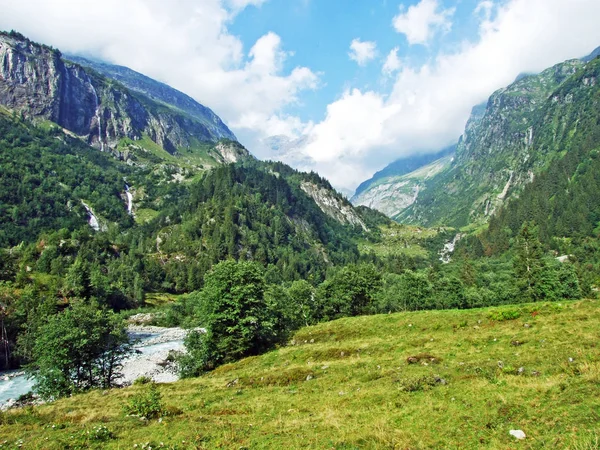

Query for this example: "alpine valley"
[1,29,600,450]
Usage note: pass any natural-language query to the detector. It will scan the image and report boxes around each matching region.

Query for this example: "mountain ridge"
[352,46,600,225]
[66,55,237,142]
[0,30,247,168]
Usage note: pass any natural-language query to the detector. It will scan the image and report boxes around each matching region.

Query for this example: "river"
[0,326,190,409]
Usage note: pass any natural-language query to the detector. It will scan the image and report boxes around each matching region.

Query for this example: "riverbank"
[0,325,199,409]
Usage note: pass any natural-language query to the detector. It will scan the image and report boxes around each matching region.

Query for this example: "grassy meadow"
[1,300,599,449]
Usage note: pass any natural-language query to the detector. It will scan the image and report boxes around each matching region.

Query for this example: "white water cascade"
[439,233,464,264]
[81,201,100,232]
[90,84,104,151]
[125,184,133,215]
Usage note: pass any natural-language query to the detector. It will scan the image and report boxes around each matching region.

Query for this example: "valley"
[0,26,599,450]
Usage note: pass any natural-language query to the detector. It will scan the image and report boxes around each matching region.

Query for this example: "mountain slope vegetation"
[398,56,594,227]
[356,48,600,229]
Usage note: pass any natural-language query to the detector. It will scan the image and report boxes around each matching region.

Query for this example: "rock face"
[396,50,599,227]
[212,141,251,164]
[353,145,456,200]
[67,55,237,142]
[300,181,368,231]
[0,31,247,163]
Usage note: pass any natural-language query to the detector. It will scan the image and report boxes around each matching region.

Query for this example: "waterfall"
[439,233,464,264]
[90,84,104,151]
[81,201,100,231]
[125,184,133,215]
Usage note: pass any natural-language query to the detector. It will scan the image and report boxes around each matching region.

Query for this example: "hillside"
[1,300,599,449]
[474,55,600,269]
[398,58,585,226]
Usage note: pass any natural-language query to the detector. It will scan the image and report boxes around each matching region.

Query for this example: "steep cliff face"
[351,154,453,219]
[396,53,598,227]
[300,181,368,231]
[67,55,237,142]
[0,32,248,165]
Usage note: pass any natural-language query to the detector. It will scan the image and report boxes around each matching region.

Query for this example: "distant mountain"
[581,45,600,62]
[353,146,456,199]
[351,148,455,219]
[0,30,248,169]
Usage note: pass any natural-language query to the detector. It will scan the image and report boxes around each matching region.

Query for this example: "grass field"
[1,300,599,449]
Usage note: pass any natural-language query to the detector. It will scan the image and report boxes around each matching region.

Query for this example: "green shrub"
[133,376,153,385]
[89,425,114,442]
[124,383,164,419]
[397,375,443,392]
[488,309,521,321]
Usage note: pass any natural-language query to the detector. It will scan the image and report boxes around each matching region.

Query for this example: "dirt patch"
[406,353,442,365]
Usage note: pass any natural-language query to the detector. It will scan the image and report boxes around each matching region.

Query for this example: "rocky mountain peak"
[0,30,249,167]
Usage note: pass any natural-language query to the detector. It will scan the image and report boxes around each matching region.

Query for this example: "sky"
[1,0,600,194]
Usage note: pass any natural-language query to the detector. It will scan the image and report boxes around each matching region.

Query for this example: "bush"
[133,376,153,385]
[181,260,279,376]
[488,309,521,321]
[28,300,131,399]
[124,383,164,419]
[89,425,114,442]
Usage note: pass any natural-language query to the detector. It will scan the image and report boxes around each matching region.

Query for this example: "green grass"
[2,300,599,449]
[133,208,160,224]
[358,223,447,258]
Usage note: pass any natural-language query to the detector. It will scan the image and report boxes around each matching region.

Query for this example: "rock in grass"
[509,430,526,440]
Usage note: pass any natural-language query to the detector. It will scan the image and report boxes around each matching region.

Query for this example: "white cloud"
[349,39,377,66]
[226,0,268,12]
[283,0,600,192]
[383,47,402,75]
[0,0,317,152]
[474,1,495,21]
[393,0,455,45]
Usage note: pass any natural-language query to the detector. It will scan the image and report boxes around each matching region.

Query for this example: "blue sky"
[1,0,600,192]
[230,0,485,124]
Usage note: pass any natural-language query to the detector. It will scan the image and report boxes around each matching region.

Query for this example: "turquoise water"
[0,332,183,407]
[0,373,34,405]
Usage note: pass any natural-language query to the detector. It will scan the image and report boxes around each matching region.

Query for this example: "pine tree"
[513,224,546,301]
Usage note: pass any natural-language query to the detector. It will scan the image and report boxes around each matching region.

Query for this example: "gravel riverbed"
[0,326,204,409]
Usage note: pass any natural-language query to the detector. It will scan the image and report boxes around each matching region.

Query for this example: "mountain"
[479,55,600,259]
[581,45,600,62]
[352,47,600,227]
[353,145,456,199]
[66,55,236,142]
[396,50,599,227]
[351,145,456,218]
[0,31,248,169]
